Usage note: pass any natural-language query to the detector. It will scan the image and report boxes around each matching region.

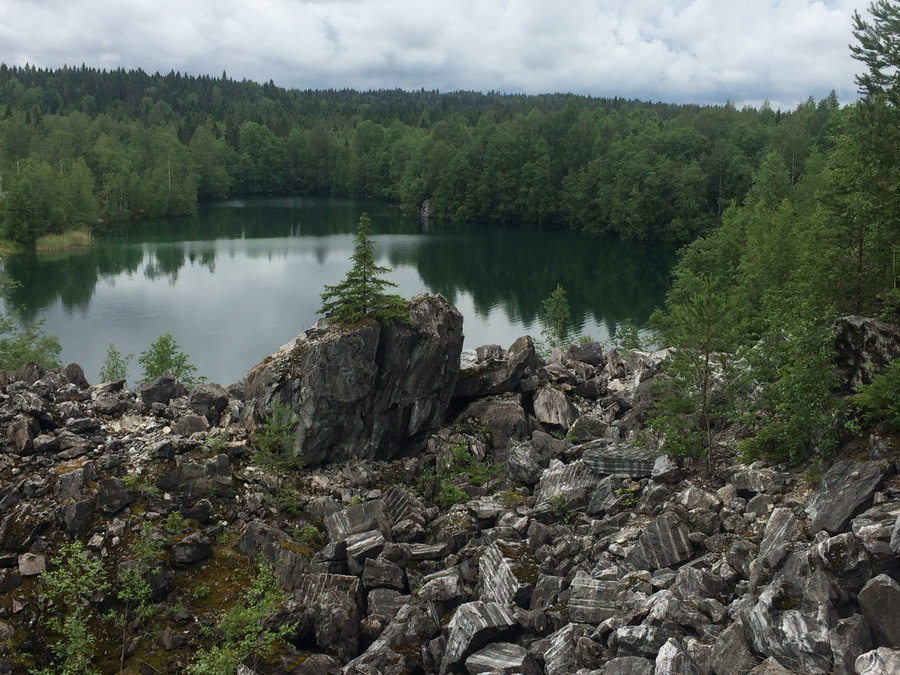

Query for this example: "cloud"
[0,0,863,108]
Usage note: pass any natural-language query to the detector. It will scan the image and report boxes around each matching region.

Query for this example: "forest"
[0,61,836,246]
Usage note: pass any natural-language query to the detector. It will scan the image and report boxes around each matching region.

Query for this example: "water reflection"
[2,198,676,384]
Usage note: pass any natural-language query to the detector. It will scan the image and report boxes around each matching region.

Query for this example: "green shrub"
[186,560,292,674]
[0,313,61,372]
[853,359,900,431]
[254,400,302,471]
[33,541,109,675]
[138,332,200,384]
[98,342,131,384]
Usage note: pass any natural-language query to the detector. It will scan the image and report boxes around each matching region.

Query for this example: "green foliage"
[114,565,155,671]
[614,486,641,507]
[611,318,646,351]
[138,331,200,385]
[649,274,740,466]
[319,213,408,326]
[548,495,577,524]
[186,560,292,674]
[122,474,161,499]
[98,342,131,384]
[0,313,62,372]
[541,284,572,347]
[738,310,839,464]
[33,541,109,675]
[853,359,900,431]
[130,522,166,561]
[253,399,302,471]
[162,511,189,534]
[417,440,503,508]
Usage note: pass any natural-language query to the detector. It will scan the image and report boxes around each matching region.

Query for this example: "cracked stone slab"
[582,442,662,478]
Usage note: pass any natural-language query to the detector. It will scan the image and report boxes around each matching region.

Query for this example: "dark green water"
[2,197,676,385]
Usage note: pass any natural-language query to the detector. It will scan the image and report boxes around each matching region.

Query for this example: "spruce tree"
[319,213,407,325]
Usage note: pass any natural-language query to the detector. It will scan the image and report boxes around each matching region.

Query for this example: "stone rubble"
[0,309,897,674]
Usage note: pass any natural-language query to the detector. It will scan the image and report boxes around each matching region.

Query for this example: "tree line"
[646,0,899,467]
[0,63,840,246]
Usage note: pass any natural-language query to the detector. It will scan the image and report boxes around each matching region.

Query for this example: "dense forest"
[0,60,837,246]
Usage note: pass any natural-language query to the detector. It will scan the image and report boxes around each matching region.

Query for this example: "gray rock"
[599,656,655,674]
[749,508,800,587]
[859,574,900,648]
[239,520,311,591]
[440,601,517,674]
[7,417,37,454]
[833,315,900,392]
[479,540,538,607]
[534,387,579,430]
[344,603,439,674]
[455,336,537,399]
[171,414,209,437]
[508,441,547,485]
[96,477,131,514]
[362,558,405,591]
[139,372,187,406]
[741,577,832,674]
[366,588,407,620]
[324,499,385,543]
[829,614,873,675]
[711,621,759,675]
[852,502,900,572]
[63,499,94,533]
[172,531,213,564]
[732,467,776,497]
[656,638,700,675]
[419,569,466,603]
[614,625,682,659]
[544,623,592,675]
[651,454,682,483]
[805,460,888,534]
[346,529,386,575]
[534,458,600,508]
[457,394,536,453]
[243,294,463,467]
[625,512,694,571]
[18,553,45,576]
[92,391,126,415]
[54,463,98,501]
[747,657,792,674]
[569,569,649,624]
[188,382,229,423]
[583,442,661,478]
[465,642,538,675]
[855,648,900,675]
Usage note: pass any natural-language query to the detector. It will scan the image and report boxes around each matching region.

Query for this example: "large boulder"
[833,316,900,392]
[453,336,538,399]
[242,294,463,467]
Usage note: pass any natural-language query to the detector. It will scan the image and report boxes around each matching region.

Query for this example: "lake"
[2,197,677,386]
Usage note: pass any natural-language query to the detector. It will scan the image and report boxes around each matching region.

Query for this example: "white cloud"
[0,0,864,108]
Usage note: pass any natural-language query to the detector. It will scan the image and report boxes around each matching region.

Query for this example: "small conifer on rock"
[319,212,407,325]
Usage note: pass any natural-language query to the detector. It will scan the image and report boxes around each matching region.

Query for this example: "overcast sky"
[0,0,868,110]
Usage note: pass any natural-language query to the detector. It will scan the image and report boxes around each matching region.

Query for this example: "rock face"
[242,294,463,466]
[833,315,900,392]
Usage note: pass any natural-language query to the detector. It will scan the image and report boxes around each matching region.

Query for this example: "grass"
[35,227,94,252]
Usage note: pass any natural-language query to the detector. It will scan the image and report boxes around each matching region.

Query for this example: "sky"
[0,0,868,110]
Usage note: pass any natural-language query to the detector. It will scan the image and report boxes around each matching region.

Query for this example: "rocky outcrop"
[833,315,900,392]
[1,315,899,675]
[242,293,463,467]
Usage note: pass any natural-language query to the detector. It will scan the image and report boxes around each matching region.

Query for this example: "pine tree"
[319,213,407,325]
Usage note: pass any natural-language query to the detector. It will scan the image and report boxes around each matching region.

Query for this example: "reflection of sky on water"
[4,200,674,386]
